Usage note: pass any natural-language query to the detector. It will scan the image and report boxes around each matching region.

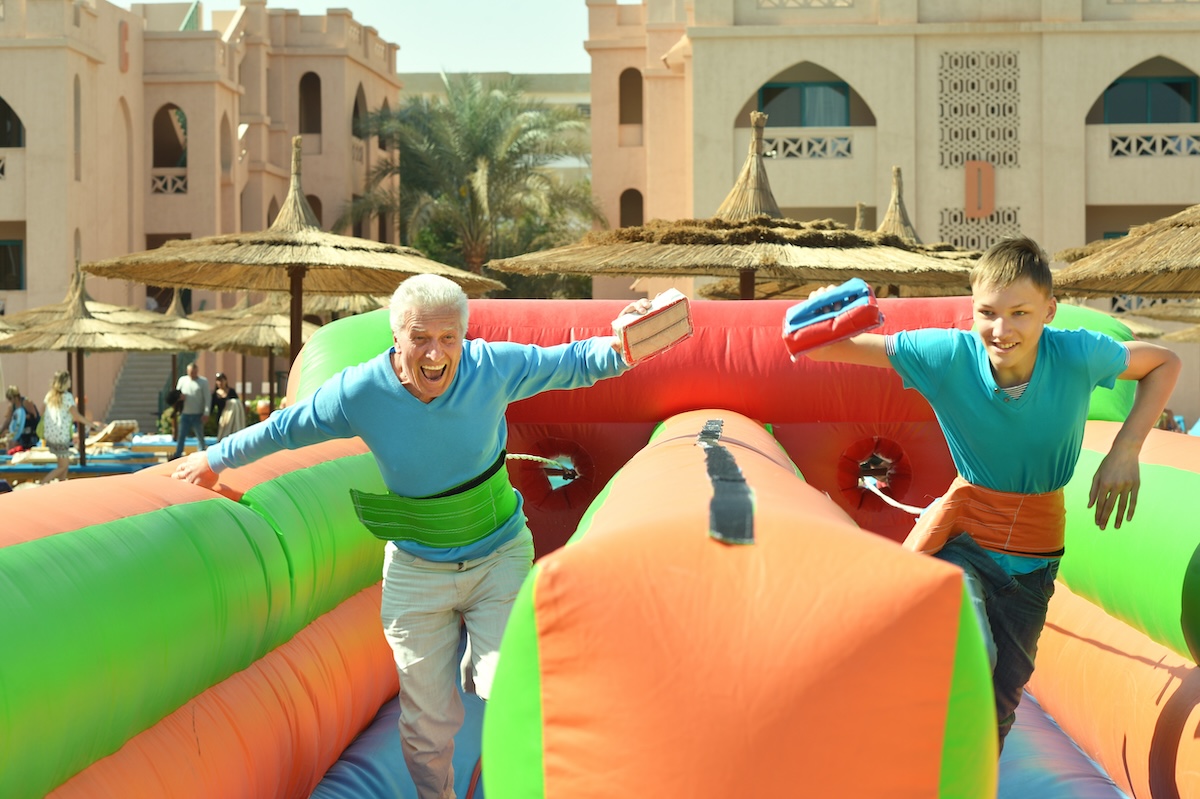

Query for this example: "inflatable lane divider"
[483,409,998,799]
[1062,422,1200,662]
[48,586,399,799]
[0,438,388,798]
[1028,582,1200,799]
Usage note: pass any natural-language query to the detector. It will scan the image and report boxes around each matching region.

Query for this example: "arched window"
[151,104,188,194]
[299,72,322,134]
[619,68,643,125]
[220,113,233,176]
[1090,57,1198,125]
[152,104,187,168]
[0,95,25,148]
[352,85,368,140]
[73,76,82,180]
[378,98,391,151]
[620,189,644,228]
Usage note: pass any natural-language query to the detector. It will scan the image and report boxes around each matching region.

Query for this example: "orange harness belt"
[902,476,1066,557]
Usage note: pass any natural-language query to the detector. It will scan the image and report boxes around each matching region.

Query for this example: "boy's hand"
[1088,448,1140,530]
[173,450,219,489]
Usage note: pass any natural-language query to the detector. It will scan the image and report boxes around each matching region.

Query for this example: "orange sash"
[902,476,1066,557]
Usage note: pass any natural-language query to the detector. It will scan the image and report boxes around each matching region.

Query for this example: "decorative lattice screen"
[938,51,1021,169]
[938,207,1021,252]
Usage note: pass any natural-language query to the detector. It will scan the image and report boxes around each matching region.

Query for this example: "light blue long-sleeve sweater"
[207,336,630,561]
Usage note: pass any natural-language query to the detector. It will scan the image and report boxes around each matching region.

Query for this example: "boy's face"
[971,277,1056,382]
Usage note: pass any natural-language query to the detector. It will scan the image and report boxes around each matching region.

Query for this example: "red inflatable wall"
[464,297,973,554]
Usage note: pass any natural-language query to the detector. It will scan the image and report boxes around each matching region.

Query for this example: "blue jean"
[173,413,207,458]
[934,533,1059,754]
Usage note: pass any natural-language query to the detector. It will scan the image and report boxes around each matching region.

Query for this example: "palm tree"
[340,74,604,279]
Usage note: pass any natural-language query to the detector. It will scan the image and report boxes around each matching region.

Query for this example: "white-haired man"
[174,274,653,799]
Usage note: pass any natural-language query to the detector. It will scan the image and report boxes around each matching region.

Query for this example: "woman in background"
[211,372,246,441]
[41,371,99,484]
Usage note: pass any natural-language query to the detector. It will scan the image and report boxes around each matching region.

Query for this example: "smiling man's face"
[392,306,464,403]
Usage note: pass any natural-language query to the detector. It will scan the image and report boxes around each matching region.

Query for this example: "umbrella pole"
[739,269,756,301]
[268,351,276,410]
[289,264,306,366]
[75,348,86,468]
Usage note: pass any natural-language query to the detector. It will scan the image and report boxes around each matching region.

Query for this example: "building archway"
[619,189,643,228]
[0,94,25,148]
[300,72,322,134]
[151,103,188,195]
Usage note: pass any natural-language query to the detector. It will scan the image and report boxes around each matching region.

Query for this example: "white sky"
[125,0,597,74]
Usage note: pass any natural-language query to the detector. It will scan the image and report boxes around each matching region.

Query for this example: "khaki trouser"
[380,529,534,799]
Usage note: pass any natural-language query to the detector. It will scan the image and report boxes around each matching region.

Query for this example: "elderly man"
[174,274,654,799]
[172,361,209,460]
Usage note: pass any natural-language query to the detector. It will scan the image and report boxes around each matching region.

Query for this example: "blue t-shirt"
[208,336,630,561]
[888,326,1128,494]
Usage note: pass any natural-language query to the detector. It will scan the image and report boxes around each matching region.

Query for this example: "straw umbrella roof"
[713,111,781,222]
[876,166,921,243]
[1162,325,1200,343]
[1053,204,1200,298]
[181,313,320,358]
[1125,299,1200,324]
[1052,237,1114,265]
[0,277,181,355]
[697,246,976,300]
[83,136,504,364]
[132,290,211,343]
[489,216,978,295]
[3,268,164,330]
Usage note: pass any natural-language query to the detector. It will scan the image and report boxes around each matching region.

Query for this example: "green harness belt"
[349,453,518,547]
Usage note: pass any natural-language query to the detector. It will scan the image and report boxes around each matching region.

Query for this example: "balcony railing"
[151,168,188,195]
[1110,133,1200,157]
[764,133,853,159]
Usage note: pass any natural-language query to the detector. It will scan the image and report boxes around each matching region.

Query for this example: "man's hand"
[173,450,219,489]
[1088,447,1140,530]
[610,297,654,353]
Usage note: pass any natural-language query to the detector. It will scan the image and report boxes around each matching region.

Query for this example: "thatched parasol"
[1052,237,1115,265]
[84,137,504,365]
[1162,325,1200,343]
[4,267,164,331]
[1053,204,1200,298]
[0,277,181,466]
[489,216,978,300]
[1125,299,1200,324]
[181,313,320,408]
[714,111,781,224]
[876,166,921,243]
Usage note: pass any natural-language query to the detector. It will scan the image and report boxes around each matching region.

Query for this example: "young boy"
[804,236,1180,752]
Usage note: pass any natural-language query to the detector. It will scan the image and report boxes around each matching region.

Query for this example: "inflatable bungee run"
[2,297,1199,799]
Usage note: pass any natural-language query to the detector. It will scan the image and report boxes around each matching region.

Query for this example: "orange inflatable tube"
[1028,583,1200,799]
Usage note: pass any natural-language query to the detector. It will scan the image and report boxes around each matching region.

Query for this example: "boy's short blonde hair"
[5,386,18,400]
[970,236,1054,297]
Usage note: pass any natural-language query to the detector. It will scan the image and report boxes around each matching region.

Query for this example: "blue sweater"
[208,336,631,561]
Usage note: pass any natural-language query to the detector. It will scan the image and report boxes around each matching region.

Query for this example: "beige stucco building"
[586,0,1200,421]
[0,0,400,427]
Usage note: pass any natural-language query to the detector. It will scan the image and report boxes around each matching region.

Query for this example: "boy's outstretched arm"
[803,332,893,368]
[1089,341,1182,530]
[797,284,894,368]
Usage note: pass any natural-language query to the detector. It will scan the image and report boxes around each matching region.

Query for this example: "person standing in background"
[211,372,246,441]
[172,361,209,460]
